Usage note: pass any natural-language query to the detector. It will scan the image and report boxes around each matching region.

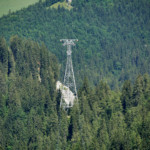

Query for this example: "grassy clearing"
[0,0,39,18]
[49,0,73,10]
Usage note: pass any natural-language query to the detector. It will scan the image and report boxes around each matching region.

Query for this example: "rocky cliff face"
[56,81,75,107]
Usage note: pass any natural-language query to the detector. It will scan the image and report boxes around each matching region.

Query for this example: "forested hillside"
[0,0,150,149]
[0,36,59,149]
[0,36,150,149]
[0,0,150,88]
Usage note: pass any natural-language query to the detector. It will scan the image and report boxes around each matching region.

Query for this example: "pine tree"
[132,75,144,107]
[142,73,150,99]
[0,37,8,71]
[108,112,126,150]
[120,80,132,112]
[97,119,110,150]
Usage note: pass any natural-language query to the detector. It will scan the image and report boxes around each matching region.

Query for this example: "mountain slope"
[0,0,150,88]
[0,36,60,149]
[0,36,150,150]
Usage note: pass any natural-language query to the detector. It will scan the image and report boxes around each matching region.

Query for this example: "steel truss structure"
[60,39,78,109]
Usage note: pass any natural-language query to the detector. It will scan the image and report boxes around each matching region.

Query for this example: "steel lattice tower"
[60,39,78,109]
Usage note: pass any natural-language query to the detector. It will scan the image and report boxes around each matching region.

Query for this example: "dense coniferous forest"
[0,0,150,149]
[0,36,150,150]
[0,0,150,88]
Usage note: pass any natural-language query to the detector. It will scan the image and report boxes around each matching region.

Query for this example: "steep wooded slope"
[0,36,150,150]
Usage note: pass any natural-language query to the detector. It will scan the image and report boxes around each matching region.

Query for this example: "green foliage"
[0,36,59,150]
[0,0,150,148]
[121,80,132,112]
[0,36,150,149]
[0,0,150,89]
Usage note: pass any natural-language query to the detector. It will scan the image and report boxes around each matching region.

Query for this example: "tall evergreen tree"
[120,80,132,112]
